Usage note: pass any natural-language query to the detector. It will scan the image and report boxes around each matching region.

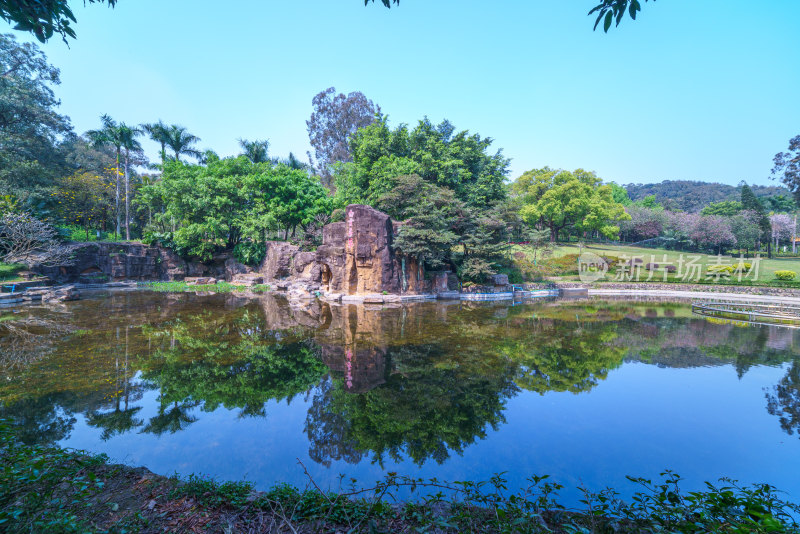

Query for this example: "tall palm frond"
[142,120,170,164]
[238,138,270,163]
[165,125,202,162]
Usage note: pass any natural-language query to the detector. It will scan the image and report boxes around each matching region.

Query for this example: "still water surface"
[1,291,798,504]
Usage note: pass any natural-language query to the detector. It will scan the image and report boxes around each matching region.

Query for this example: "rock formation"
[33,243,248,284]
[259,204,428,296]
[33,204,447,296]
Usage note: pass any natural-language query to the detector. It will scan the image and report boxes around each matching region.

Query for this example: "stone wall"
[33,243,249,284]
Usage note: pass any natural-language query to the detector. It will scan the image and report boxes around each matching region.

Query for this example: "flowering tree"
[690,215,736,254]
[664,211,700,242]
[771,213,796,249]
[620,206,666,242]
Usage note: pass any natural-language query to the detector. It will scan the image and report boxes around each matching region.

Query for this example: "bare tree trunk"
[115,151,121,240]
[124,150,130,241]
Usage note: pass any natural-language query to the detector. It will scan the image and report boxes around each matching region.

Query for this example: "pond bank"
[1,425,797,533]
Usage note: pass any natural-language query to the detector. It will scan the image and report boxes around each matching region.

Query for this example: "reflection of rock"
[260,205,430,296]
[320,345,387,393]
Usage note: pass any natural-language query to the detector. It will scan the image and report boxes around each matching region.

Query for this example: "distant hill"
[624,180,790,212]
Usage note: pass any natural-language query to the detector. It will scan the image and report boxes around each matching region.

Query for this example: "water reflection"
[1,292,800,467]
[766,360,800,438]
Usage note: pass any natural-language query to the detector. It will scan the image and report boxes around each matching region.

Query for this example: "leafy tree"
[141,158,250,259]
[238,138,270,164]
[376,174,511,281]
[1,0,115,43]
[741,183,772,257]
[701,200,742,217]
[729,211,761,254]
[0,33,71,209]
[61,134,119,177]
[338,115,509,209]
[53,171,113,240]
[141,156,331,260]
[772,135,800,206]
[608,182,632,206]
[306,87,380,188]
[513,167,629,242]
[633,194,662,210]
[762,194,796,214]
[589,0,651,32]
[241,164,333,241]
[164,125,202,162]
[378,174,461,270]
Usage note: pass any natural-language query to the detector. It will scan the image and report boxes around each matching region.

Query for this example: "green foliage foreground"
[1,422,798,533]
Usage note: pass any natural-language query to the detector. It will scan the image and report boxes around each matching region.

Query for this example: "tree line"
[3,32,800,281]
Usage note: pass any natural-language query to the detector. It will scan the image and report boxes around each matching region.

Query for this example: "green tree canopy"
[0,0,115,42]
[334,116,509,209]
[701,200,742,217]
[140,156,331,260]
[741,183,772,256]
[0,33,72,208]
[772,135,800,206]
[512,167,629,242]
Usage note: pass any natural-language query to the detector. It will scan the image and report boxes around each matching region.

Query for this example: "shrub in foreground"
[1,422,798,533]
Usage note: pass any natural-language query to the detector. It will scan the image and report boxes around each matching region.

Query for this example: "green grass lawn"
[512,243,800,285]
[140,281,271,293]
[0,263,26,283]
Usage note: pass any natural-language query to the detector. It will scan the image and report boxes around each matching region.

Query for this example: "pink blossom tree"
[771,213,796,249]
[690,215,736,254]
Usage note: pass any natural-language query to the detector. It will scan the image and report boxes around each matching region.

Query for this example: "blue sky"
[4,0,799,185]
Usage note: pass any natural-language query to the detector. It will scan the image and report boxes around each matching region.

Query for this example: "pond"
[1,291,799,505]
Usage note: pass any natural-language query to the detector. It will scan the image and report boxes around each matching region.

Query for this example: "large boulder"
[259,241,300,280]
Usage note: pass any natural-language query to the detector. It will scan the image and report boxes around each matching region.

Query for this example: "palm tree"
[119,124,142,240]
[284,152,309,171]
[142,120,170,166]
[238,138,270,163]
[87,114,124,239]
[164,125,201,162]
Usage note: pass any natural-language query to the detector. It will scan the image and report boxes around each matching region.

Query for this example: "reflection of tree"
[0,396,77,444]
[307,344,518,466]
[141,401,200,436]
[766,360,800,439]
[304,378,366,467]
[87,406,143,440]
[498,321,626,394]
[0,312,73,370]
[140,335,328,418]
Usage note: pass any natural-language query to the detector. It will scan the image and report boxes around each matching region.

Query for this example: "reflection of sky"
[60,361,798,507]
